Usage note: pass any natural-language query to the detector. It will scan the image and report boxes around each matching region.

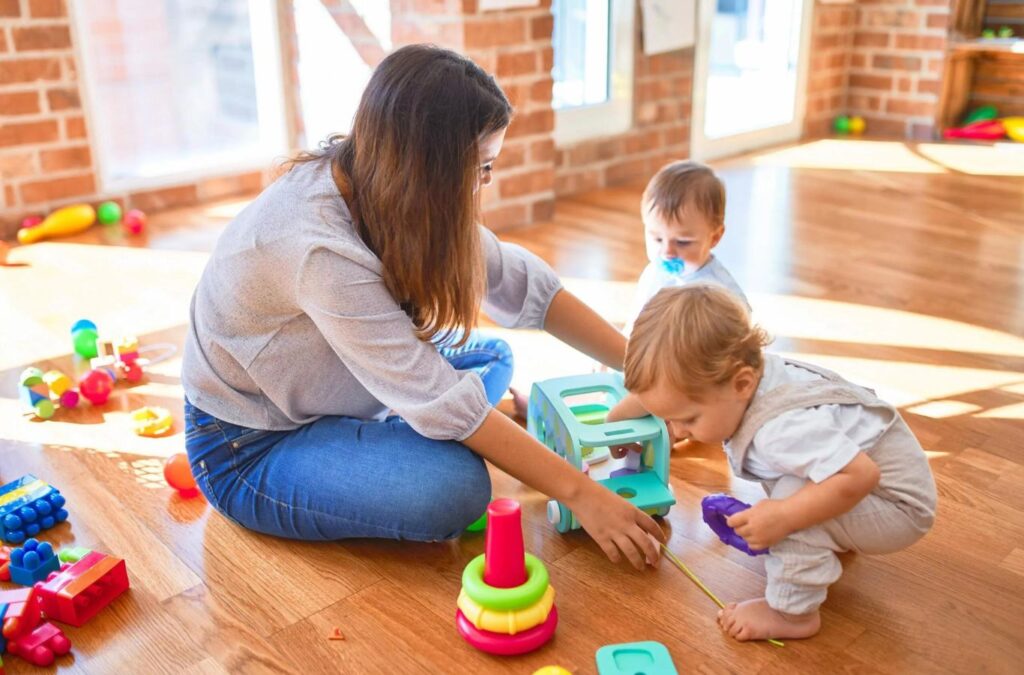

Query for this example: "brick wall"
[803,2,857,137]
[0,0,270,238]
[845,0,951,138]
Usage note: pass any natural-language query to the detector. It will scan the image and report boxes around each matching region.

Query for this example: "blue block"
[9,538,61,586]
[0,602,7,652]
[596,641,679,675]
[0,475,69,544]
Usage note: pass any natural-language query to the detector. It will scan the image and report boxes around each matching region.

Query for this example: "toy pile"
[943,105,1024,142]
[17,201,146,246]
[1,475,130,669]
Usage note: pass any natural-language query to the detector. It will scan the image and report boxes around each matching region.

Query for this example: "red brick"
[863,9,921,29]
[529,138,554,164]
[624,129,661,155]
[554,168,602,196]
[646,52,686,75]
[606,157,650,185]
[498,167,554,199]
[859,115,907,137]
[198,171,264,200]
[12,26,71,51]
[529,77,552,103]
[40,145,91,171]
[129,185,199,212]
[4,184,15,206]
[496,140,526,169]
[29,0,65,17]
[64,115,86,139]
[505,109,552,138]
[0,57,62,84]
[894,34,945,51]
[851,54,868,68]
[914,0,948,5]
[463,17,526,49]
[917,79,941,95]
[530,197,554,222]
[872,54,923,71]
[0,119,59,147]
[0,29,7,52]
[854,31,890,48]
[481,202,527,230]
[0,0,19,17]
[0,151,36,179]
[530,14,553,41]
[926,13,948,29]
[496,50,536,77]
[848,93,882,112]
[886,98,934,116]
[0,91,41,115]
[46,86,79,111]
[20,173,95,202]
[662,125,689,147]
[539,46,553,73]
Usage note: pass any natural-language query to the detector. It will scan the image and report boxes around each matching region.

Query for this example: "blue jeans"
[184,332,513,541]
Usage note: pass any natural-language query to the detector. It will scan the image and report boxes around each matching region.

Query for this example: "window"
[72,0,287,189]
[551,0,634,146]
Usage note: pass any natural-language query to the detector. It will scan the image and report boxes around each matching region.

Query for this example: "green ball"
[73,328,99,359]
[833,115,851,134]
[97,201,122,224]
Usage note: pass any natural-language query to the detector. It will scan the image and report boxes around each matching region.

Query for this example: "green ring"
[462,553,549,611]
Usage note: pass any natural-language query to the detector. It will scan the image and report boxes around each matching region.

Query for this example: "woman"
[182,44,662,569]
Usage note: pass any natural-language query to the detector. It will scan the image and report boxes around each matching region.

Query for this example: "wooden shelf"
[950,38,1024,53]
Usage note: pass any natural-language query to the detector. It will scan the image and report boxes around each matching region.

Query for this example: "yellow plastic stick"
[660,543,785,648]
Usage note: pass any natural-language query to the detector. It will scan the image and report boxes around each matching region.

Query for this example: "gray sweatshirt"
[181,159,562,440]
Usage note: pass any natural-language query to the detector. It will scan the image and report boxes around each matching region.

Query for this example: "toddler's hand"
[725,499,792,551]
[567,480,666,570]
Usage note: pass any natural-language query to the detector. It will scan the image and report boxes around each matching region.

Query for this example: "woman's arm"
[726,452,881,551]
[543,289,627,371]
[464,409,665,569]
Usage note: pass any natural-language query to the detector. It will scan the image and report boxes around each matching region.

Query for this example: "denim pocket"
[227,427,275,450]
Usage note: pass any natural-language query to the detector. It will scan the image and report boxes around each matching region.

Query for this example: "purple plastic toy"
[701,493,768,556]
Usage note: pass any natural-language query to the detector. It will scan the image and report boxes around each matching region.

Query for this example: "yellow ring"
[457,585,555,635]
[132,406,173,437]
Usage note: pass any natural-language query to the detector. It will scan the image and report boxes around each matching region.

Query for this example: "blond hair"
[625,285,771,398]
[643,160,725,227]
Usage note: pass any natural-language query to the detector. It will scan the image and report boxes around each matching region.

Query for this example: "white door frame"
[690,0,815,161]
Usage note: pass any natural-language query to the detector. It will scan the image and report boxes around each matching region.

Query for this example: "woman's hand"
[725,499,793,551]
[564,480,666,570]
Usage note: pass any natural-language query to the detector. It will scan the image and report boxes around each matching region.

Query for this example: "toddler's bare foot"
[717,598,820,642]
[509,387,529,420]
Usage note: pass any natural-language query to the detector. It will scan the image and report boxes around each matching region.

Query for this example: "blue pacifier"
[660,258,686,275]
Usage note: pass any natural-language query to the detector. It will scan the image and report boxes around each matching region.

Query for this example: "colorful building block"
[6,621,71,667]
[57,546,92,564]
[0,587,42,640]
[34,550,129,627]
[0,475,69,544]
[596,641,679,675]
[9,538,60,586]
[18,367,54,419]
[0,545,11,581]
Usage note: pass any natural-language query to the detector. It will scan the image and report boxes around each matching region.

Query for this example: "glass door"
[691,0,813,160]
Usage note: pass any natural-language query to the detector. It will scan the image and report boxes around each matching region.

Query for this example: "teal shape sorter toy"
[527,372,675,533]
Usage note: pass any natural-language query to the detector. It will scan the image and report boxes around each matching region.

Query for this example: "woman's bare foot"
[717,598,820,642]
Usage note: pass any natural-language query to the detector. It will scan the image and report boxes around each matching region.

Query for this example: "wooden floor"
[2,138,1023,674]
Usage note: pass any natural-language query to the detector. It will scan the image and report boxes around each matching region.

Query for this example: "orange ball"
[163,453,198,494]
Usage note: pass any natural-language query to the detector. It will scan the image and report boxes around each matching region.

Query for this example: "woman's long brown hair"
[292,44,512,345]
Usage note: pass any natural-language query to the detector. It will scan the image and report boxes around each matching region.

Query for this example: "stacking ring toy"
[462,552,549,611]
[458,585,555,634]
[701,493,768,556]
[456,606,559,656]
[131,406,173,437]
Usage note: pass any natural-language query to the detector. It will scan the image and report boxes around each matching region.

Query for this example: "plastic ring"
[456,606,558,656]
[457,585,555,635]
[461,553,549,611]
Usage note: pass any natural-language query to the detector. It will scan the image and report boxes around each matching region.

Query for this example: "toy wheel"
[655,506,671,518]
[546,500,572,534]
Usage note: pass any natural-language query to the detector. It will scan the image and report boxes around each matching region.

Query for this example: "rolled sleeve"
[296,246,491,441]
[480,226,562,329]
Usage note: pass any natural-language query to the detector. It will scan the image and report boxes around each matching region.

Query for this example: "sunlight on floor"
[917,143,1024,177]
[751,140,946,173]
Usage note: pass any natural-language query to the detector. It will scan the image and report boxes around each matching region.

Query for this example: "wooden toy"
[456,499,557,655]
[17,204,96,245]
[42,370,79,409]
[91,334,144,382]
[8,538,60,586]
[34,550,129,627]
[78,368,114,405]
[596,641,678,675]
[0,475,69,544]
[18,367,54,419]
[528,373,675,532]
[132,406,173,437]
[71,319,99,359]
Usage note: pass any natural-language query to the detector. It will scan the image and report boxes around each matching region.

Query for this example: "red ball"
[119,360,143,382]
[122,209,146,235]
[20,215,43,230]
[164,453,198,494]
[78,368,114,405]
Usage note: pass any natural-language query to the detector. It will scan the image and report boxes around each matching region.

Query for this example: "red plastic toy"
[6,621,71,666]
[123,208,147,235]
[78,368,115,405]
[0,545,10,581]
[0,587,42,640]
[164,453,199,496]
[943,119,1007,140]
[34,550,129,626]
